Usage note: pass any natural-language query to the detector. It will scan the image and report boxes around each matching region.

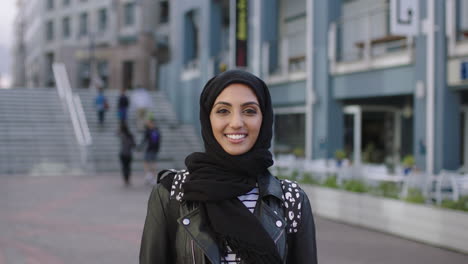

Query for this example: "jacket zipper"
[191,239,196,264]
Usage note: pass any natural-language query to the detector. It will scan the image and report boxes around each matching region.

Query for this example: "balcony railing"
[328,4,413,74]
[262,32,307,82]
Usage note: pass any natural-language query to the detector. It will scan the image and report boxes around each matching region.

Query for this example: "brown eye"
[244,108,258,115]
[216,108,230,114]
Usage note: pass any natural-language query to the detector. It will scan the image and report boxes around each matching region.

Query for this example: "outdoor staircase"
[0,88,202,176]
[0,88,83,175]
[76,89,202,173]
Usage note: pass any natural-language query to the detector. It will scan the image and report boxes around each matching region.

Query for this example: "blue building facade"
[156,0,468,174]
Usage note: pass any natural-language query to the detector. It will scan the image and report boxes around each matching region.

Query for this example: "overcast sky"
[0,1,17,88]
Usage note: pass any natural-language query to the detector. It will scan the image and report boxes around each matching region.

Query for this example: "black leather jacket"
[139,171,317,264]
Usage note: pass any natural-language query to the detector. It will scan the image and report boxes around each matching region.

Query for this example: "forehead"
[214,83,258,102]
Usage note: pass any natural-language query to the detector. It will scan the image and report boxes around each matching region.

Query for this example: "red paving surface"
[1,173,467,264]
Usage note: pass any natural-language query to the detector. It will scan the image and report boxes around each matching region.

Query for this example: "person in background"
[117,122,136,186]
[139,116,161,185]
[117,89,130,124]
[139,70,317,264]
[95,89,109,126]
[131,85,153,132]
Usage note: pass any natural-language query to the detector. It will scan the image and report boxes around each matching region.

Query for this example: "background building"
[12,0,468,174]
[156,0,468,174]
[13,0,162,91]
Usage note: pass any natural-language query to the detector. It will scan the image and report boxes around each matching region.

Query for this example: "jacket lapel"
[178,208,220,264]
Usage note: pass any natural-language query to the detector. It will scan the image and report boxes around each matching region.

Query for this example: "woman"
[117,122,135,186]
[140,70,317,264]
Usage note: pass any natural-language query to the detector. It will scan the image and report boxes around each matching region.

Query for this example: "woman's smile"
[225,133,247,142]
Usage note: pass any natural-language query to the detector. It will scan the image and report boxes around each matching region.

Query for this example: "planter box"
[302,185,468,254]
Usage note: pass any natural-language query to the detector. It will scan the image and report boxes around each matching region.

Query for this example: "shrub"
[335,149,347,160]
[342,179,368,193]
[373,182,400,199]
[322,175,339,189]
[290,170,300,181]
[402,155,415,168]
[300,172,320,185]
[404,188,426,204]
[440,196,468,212]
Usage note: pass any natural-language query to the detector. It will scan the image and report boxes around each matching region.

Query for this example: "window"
[124,2,136,26]
[62,17,71,38]
[338,0,397,62]
[274,113,306,157]
[79,12,88,36]
[46,53,55,87]
[184,9,200,66]
[275,0,306,74]
[98,61,109,88]
[46,20,54,41]
[159,0,169,24]
[78,61,90,88]
[47,0,54,10]
[98,8,107,32]
[458,0,468,41]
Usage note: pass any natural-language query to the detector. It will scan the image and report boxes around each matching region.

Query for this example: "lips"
[225,133,247,143]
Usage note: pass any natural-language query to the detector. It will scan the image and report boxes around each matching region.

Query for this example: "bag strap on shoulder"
[280,179,303,234]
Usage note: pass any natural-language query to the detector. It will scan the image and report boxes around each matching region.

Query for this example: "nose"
[229,112,244,129]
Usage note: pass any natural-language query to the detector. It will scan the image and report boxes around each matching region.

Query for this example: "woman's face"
[210,83,262,156]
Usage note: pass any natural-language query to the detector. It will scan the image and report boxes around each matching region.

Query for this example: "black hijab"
[183,70,281,263]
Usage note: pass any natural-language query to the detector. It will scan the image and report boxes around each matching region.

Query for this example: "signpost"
[390,0,419,36]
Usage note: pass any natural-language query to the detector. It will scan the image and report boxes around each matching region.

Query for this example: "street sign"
[390,0,419,36]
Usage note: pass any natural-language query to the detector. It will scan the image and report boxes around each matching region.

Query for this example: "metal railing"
[262,31,307,80]
[329,4,412,64]
[53,63,92,167]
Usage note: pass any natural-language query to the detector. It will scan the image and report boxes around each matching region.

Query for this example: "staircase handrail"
[52,63,92,146]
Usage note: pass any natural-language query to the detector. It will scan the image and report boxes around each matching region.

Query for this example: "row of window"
[46,11,104,41]
[45,4,136,41]
[47,0,87,10]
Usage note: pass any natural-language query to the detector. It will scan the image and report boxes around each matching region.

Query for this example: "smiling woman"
[140,70,318,264]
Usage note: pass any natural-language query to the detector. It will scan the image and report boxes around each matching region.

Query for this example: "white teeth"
[226,134,246,140]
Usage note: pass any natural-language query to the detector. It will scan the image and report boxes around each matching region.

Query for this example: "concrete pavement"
[0,173,466,264]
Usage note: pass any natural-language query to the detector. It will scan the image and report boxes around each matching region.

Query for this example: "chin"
[224,146,251,156]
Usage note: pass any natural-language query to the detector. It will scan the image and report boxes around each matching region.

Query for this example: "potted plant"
[334,149,346,167]
[402,154,415,175]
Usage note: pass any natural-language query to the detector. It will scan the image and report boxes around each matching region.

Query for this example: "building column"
[312,0,343,160]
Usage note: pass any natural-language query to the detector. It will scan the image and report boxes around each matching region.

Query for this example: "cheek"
[210,115,223,135]
[249,117,263,138]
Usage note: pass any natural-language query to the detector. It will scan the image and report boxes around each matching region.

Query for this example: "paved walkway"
[0,173,466,264]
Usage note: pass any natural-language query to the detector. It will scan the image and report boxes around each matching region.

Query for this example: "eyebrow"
[213,101,260,107]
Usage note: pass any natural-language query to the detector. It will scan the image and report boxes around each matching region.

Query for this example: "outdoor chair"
[271,154,300,178]
[301,159,332,183]
[400,171,437,202]
[360,164,405,187]
[438,170,468,204]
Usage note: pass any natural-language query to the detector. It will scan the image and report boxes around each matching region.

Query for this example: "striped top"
[221,186,260,264]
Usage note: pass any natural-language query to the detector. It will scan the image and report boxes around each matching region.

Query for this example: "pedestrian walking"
[140,70,317,264]
[117,122,136,186]
[138,116,161,185]
[131,85,153,132]
[95,89,109,126]
[117,88,130,124]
